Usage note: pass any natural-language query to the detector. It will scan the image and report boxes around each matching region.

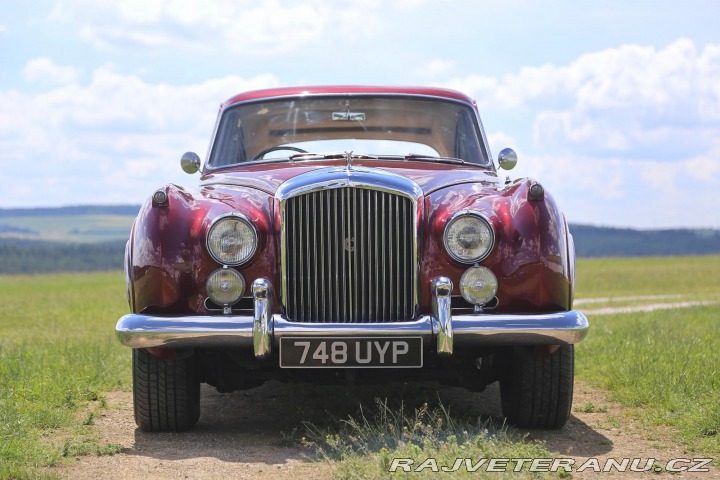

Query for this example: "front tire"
[500,345,574,429]
[133,349,201,432]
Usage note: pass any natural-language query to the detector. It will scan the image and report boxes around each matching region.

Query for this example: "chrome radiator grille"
[283,187,415,323]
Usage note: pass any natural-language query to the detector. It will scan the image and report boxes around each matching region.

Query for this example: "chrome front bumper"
[116,277,589,357]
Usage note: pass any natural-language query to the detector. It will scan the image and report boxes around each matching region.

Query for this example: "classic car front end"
[116,86,588,432]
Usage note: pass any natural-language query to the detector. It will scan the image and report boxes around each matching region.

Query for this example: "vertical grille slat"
[323,192,337,319]
[380,192,385,321]
[284,187,414,323]
[360,189,366,323]
[291,199,299,321]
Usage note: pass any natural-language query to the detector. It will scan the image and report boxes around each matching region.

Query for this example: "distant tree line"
[570,225,720,257]
[0,224,37,234]
[0,239,126,274]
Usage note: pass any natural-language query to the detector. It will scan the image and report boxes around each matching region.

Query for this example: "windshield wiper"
[289,152,344,161]
[286,152,464,164]
[404,154,465,164]
[288,152,379,162]
[374,154,465,164]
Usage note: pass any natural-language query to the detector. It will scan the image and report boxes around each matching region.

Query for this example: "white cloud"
[485,131,516,158]
[512,150,720,228]
[442,39,720,227]
[685,140,720,183]
[22,58,80,85]
[446,39,720,160]
[51,0,383,55]
[394,0,433,10]
[416,59,455,78]
[0,67,279,206]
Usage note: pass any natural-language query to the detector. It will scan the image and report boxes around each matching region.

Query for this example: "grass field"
[573,256,720,455]
[0,256,718,478]
[0,273,130,479]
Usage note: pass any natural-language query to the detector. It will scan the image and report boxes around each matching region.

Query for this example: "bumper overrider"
[115,277,589,357]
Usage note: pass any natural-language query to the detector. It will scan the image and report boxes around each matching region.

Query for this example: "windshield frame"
[203,93,494,172]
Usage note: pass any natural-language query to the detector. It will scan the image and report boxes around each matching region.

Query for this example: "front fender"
[421,179,573,313]
[128,184,211,314]
[126,184,277,314]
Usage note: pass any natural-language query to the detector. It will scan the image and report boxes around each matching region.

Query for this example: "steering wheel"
[251,146,309,161]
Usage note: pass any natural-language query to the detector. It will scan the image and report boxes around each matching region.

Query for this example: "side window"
[210,111,246,166]
[455,110,484,164]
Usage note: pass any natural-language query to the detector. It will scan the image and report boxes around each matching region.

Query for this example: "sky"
[1,0,719,228]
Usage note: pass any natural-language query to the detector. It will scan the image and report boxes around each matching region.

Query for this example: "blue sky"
[1,0,719,228]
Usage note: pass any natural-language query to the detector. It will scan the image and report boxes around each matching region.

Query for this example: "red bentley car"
[116,85,589,432]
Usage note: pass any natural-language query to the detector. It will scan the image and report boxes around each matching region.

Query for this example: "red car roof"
[223,85,475,107]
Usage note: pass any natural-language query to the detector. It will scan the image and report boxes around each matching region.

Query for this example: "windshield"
[207,95,490,167]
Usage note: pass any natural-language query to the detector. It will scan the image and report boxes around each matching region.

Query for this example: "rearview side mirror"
[497,148,517,170]
[180,152,201,174]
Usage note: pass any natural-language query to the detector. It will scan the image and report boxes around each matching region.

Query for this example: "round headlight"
[206,268,245,306]
[443,212,494,263]
[206,214,258,265]
[460,266,498,305]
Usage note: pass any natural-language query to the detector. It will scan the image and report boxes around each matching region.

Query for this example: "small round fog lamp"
[206,268,245,306]
[460,266,498,306]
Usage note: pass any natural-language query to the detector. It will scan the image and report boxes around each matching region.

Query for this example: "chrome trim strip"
[276,165,424,200]
[271,315,434,339]
[115,311,588,349]
[432,277,453,355]
[452,311,589,345]
[115,314,255,348]
[252,278,272,358]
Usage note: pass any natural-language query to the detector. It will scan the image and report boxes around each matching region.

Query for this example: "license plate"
[279,337,423,368]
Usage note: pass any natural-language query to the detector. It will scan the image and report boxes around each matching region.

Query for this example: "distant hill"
[570,224,720,257]
[0,238,126,274]
[0,206,718,274]
[0,206,137,244]
[0,205,140,217]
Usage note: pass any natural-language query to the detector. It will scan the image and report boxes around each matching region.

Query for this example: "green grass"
[303,398,556,479]
[1,256,719,477]
[573,402,607,414]
[576,304,720,454]
[0,272,130,479]
[573,255,720,456]
[575,255,720,301]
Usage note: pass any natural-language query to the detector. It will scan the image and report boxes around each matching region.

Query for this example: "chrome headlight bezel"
[206,212,258,266]
[443,211,495,264]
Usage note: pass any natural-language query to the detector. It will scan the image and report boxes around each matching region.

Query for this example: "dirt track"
[59,379,719,479]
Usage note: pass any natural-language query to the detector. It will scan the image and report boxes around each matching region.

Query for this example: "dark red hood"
[200,160,501,196]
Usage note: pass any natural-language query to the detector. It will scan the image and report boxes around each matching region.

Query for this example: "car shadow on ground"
[123,382,612,464]
[126,380,613,464]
